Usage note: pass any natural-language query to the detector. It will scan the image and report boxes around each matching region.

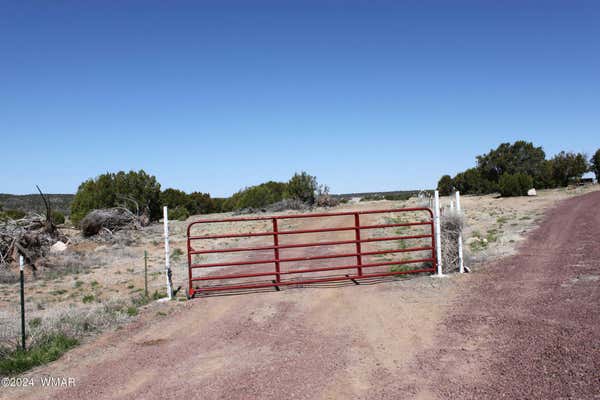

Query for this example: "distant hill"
[333,190,431,200]
[0,193,74,215]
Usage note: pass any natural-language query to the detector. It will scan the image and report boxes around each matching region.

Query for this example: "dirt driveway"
[420,190,600,399]
[5,192,600,399]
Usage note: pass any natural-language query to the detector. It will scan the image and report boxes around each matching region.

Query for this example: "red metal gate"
[186,208,435,298]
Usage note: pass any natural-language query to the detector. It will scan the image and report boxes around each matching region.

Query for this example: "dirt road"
[6,192,600,399]
[420,190,600,399]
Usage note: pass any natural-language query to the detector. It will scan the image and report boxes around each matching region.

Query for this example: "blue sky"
[1,1,598,196]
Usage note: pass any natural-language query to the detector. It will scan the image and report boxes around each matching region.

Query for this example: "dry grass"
[440,209,465,273]
[0,298,136,375]
[0,267,18,284]
[0,298,133,352]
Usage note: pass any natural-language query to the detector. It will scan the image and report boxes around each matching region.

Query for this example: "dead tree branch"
[36,185,56,235]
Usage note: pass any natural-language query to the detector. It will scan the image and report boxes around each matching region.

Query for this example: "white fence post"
[456,191,465,273]
[163,206,173,300]
[434,190,443,276]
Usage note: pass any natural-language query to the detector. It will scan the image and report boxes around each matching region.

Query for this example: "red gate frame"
[186,208,436,298]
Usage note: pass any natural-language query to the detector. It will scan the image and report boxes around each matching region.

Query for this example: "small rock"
[50,241,67,253]
[527,188,537,196]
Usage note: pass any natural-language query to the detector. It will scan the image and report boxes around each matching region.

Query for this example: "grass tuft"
[82,294,95,304]
[0,334,79,375]
[126,306,138,316]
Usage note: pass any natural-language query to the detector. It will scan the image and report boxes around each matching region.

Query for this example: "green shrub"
[453,168,497,195]
[533,160,555,189]
[152,289,166,300]
[160,188,189,211]
[0,334,78,375]
[171,248,184,261]
[361,192,416,202]
[390,263,419,278]
[126,306,138,316]
[160,189,217,216]
[499,173,533,197]
[217,172,326,212]
[132,294,151,307]
[384,193,414,201]
[28,317,42,328]
[549,151,589,186]
[52,211,65,225]
[284,172,317,204]
[187,192,216,214]
[71,170,161,224]
[360,194,384,202]
[0,209,27,220]
[437,175,454,196]
[169,206,189,221]
[210,197,227,212]
[477,141,547,183]
[224,181,287,210]
[591,149,600,181]
[438,141,595,195]
[82,294,95,304]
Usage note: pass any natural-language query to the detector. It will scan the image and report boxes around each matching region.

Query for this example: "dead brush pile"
[0,214,66,281]
[80,207,145,237]
[440,208,465,273]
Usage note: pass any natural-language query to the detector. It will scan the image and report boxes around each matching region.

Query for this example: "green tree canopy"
[549,151,589,186]
[71,170,161,224]
[187,192,216,215]
[436,140,592,195]
[223,181,287,210]
[476,141,547,185]
[437,175,454,196]
[591,149,600,181]
[499,173,533,197]
[284,172,318,204]
[452,168,497,195]
[160,188,189,211]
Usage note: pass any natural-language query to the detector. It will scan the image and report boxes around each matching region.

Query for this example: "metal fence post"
[20,255,26,350]
[434,190,443,276]
[456,191,465,273]
[144,250,148,297]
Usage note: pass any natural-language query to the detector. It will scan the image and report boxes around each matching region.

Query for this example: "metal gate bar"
[186,208,435,297]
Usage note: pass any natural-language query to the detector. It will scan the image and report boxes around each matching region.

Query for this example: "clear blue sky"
[1,1,598,196]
